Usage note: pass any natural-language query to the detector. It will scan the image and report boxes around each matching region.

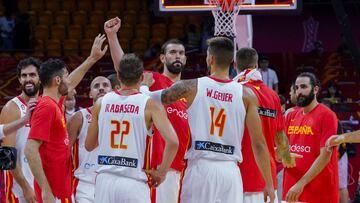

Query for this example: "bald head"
[89,76,112,102]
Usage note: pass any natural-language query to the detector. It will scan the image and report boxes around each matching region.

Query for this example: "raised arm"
[161,79,197,105]
[144,99,178,187]
[68,34,108,91]
[85,99,101,151]
[243,86,275,203]
[104,17,124,71]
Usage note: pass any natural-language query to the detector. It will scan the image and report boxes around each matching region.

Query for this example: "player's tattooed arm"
[275,130,302,168]
[161,79,197,105]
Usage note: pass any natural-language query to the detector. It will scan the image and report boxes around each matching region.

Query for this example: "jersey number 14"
[210,107,226,137]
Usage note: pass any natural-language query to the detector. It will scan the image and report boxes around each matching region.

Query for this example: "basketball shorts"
[94,173,150,203]
[243,191,278,203]
[179,159,243,203]
[75,180,95,203]
[338,152,348,189]
[55,196,74,203]
[156,169,181,203]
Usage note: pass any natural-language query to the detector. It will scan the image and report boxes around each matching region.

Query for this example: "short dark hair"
[117,54,143,86]
[291,80,296,93]
[207,37,234,68]
[278,94,286,106]
[235,47,258,71]
[161,39,184,54]
[16,57,42,77]
[107,73,120,89]
[296,72,320,89]
[39,59,67,87]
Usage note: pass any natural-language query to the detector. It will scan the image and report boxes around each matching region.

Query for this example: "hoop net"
[209,0,243,37]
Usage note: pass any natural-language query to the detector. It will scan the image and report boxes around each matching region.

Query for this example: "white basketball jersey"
[96,91,151,182]
[74,108,99,183]
[186,76,246,162]
[6,96,34,197]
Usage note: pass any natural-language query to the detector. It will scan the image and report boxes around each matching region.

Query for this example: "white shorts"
[94,173,150,203]
[243,191,279,203]
[75,180,95,203]
[277,169,284,203]
[156,170,181,203]
[338,152,348,189]
[179,159,243,203]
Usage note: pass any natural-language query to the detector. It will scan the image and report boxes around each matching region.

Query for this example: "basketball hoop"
[209,0,243,37]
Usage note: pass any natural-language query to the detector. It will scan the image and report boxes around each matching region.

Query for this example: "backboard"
[158,0,301,14]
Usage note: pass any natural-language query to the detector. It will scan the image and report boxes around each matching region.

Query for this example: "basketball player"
[235,47,300,203]
[0,57,41,203]
[0,99,36,140]
[144,37,275,203]
[283,72,339,203]
[284,82,298,117]
[107,73,121,90]
[85,54,179,203]
[104,17,190,203]
[67,76,112,203]
[24,34,108,203]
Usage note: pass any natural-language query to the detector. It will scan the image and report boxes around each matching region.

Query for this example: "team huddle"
[0,17,343,203]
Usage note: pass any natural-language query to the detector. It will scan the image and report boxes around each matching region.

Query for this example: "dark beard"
[58,81,68,96]
[22,83,40,97]
[166,61,184,74]
[297,91,315,107]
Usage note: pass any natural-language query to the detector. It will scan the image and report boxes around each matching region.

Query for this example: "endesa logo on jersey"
[195,141,234,155]
[166,106,188,119]
[287,125,314,135]
[98,155,138,168]
[290,144,311,153]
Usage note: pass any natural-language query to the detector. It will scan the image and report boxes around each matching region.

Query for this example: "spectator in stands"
[309,40,324,57]
[0,0,17,50]
[322,82,344,104]
[258,54,279,93]
[185,24,201,52]
[144,43,161,60]
[64,89,80,121]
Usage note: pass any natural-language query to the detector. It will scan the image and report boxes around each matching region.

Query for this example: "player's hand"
[104,17,121,35]
[282,153,303,168]
[286,182,305,203]
[144,169,167,188]
[326,135,343,148]
[42,190,55,203]
[141,72,155,87]
[263,184,275,203]
[22,185,37,203]
[23,98,37,123]
[89,34,108,62]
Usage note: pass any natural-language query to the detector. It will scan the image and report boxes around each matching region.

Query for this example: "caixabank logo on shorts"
[195,141,234,155]
[98,155,138,168]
